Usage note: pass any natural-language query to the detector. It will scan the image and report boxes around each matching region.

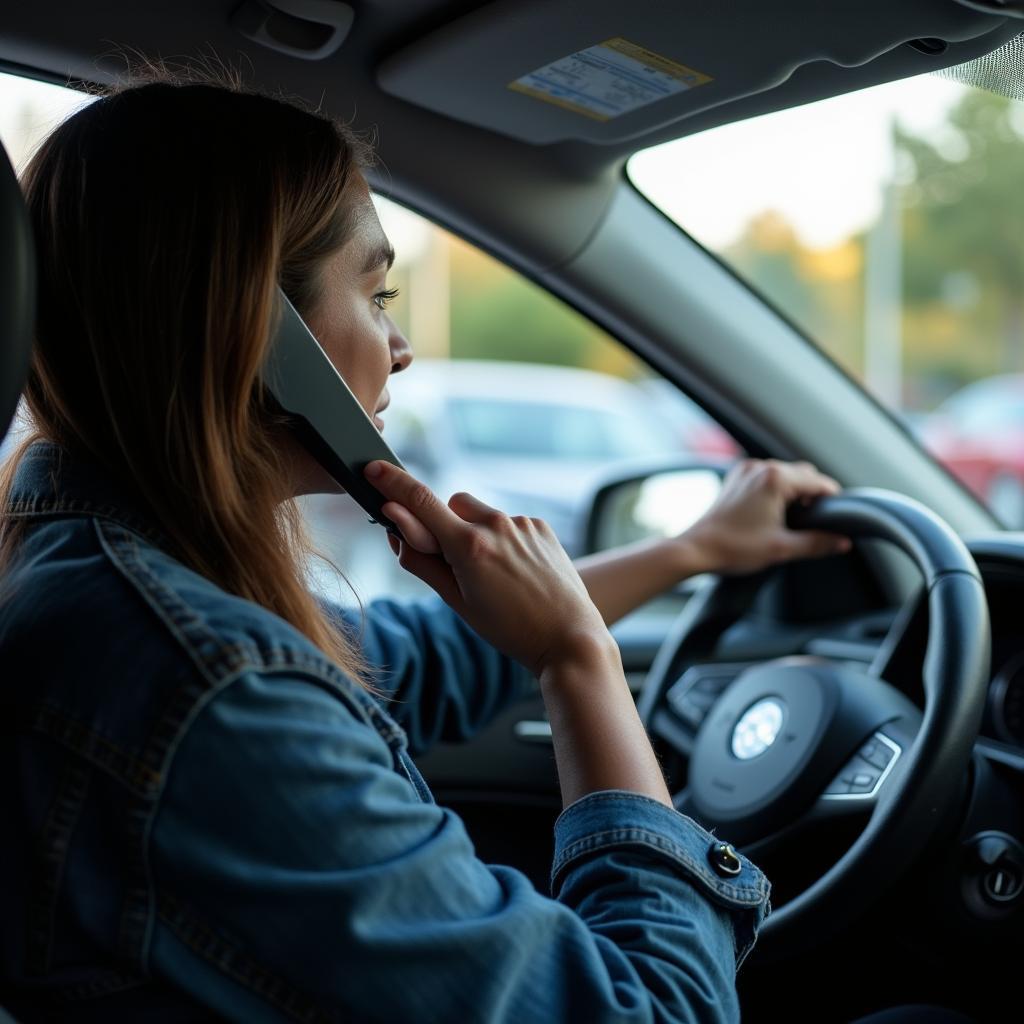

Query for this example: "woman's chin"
[284,439,346,498]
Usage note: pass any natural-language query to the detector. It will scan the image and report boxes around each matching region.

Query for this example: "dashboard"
[876,534,1024,753]
[980,556,1024,748]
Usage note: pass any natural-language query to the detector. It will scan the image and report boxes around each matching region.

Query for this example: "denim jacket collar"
[5,441,169,547]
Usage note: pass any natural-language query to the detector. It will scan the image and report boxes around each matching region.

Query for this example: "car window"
[308,207,741,602]
[0,71,92,171]
[630,75,1024,527]
[0,69,740,606]
[0,72,93,466]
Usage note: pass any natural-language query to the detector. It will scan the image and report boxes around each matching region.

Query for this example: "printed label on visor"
[508,37,712,122]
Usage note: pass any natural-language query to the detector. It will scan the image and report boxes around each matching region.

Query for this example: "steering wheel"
[636,488,990,961]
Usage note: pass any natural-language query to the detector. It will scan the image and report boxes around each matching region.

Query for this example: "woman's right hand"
[364,461,614,677]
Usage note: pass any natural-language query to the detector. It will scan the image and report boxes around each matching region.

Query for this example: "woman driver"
[0,74,849,1022]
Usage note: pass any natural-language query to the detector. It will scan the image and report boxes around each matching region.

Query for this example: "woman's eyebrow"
[362,241,395,274]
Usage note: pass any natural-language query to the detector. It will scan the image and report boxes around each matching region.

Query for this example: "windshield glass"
[630,73,1024,527]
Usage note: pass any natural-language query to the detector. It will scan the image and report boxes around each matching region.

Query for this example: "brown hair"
[0,70,373,682]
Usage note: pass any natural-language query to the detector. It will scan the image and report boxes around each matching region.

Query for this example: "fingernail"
[365,461,383,479]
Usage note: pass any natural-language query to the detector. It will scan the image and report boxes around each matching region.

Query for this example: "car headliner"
[0,1,1019,273]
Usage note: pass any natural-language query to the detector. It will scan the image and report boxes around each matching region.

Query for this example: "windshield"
[630,73,1024,527]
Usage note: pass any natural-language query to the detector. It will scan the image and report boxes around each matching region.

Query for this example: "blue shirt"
[0,442,770,1023]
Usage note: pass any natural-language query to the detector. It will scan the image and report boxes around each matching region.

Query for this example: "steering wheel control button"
[671,688,720,729]
[666,665,740,733]
[857,738,895,772]
[823,777,852,796]
[693,678,722,694]
[730,698,786,760]
[708,843,743,878]
[848,772,877,792]
[821,732,902,802]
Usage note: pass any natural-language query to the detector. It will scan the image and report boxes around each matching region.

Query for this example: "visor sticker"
[508,37,712,122]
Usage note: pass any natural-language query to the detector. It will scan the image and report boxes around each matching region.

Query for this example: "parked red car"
[919,374,1024,528]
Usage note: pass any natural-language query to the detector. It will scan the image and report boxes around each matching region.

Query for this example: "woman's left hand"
[681,458,851,576]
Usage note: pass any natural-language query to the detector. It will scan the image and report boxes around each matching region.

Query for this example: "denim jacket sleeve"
[331,595,534,756]
[148,669,770,1024]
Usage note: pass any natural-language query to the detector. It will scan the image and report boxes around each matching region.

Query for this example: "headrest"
[0,141,35,444]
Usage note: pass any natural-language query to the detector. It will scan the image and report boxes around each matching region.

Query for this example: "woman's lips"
[373,395,389,431]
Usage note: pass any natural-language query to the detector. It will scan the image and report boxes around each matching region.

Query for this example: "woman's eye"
[374,287,400,311]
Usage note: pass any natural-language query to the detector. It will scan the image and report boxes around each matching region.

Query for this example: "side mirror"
[584,461,727,554]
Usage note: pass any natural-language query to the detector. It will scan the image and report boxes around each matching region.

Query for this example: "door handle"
[513,719,553,744]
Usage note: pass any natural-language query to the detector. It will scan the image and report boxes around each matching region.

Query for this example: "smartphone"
[263,287,403,534]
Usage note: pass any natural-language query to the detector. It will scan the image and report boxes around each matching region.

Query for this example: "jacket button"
[708,842,742,878]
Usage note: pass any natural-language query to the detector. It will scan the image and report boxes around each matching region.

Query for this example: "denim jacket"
[0,443,770,1023]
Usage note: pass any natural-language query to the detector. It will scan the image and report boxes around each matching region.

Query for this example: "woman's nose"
[389,323,413,374]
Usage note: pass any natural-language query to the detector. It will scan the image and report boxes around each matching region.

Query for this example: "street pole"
[864,124,903,410]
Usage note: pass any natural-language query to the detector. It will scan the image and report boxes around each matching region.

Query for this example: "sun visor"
[378,0,1017,145]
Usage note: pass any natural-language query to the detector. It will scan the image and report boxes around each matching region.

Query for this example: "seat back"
[0,137,33,1024]
[0,139,34,446]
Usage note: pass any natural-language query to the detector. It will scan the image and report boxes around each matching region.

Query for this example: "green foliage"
[724,213,865,376]
[449,266,596,366]
[445,241,641,378]
[897,89,1024,376]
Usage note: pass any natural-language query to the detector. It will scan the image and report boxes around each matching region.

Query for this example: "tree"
[896,90,1024,373]
[446,235,638,377]
[725,212,864,375]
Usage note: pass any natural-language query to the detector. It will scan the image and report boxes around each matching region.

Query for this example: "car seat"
[0,134,35,1024]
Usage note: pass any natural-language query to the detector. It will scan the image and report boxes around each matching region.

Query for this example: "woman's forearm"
[574,535,711,627]
[539,636,672,809]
